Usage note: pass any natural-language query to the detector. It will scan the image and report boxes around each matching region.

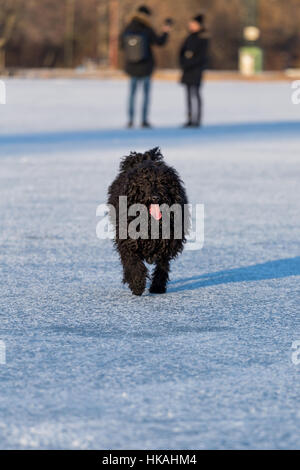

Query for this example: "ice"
[0,78,299,449]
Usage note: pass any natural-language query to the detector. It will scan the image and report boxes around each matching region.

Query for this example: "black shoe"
[127,121,133,128]
[182,121,193,128]
[141,121,152,128]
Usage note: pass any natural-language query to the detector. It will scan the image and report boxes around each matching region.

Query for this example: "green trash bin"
[239,46,263,76]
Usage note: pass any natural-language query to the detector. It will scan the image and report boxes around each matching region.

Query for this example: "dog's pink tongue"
[150,204,162,220]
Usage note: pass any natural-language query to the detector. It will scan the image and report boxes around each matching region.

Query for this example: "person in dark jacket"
[179,14,209,127]
[121,5,170,128]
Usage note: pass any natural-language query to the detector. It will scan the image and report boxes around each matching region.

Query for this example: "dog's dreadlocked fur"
[108,148,189,295]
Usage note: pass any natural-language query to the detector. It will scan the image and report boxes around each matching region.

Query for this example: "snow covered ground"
[0,78,299,449]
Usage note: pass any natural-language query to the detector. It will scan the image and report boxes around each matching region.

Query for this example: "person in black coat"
[179,14,209,127]
[121,5,171,128]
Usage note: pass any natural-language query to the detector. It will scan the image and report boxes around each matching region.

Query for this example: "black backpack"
[124,33,149,63]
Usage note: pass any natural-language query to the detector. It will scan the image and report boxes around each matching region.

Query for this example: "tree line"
[0,0,299,70]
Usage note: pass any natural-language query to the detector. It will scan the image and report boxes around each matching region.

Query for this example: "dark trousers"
[128,76,151,123]
[186,84,202,125]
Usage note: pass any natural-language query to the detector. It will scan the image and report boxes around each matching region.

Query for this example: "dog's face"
[126,162,182,221]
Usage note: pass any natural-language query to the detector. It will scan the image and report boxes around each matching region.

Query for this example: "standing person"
[179,14,209,128]
[121,5,171,128]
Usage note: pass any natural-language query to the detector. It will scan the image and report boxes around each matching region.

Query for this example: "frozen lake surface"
[0,78,299,449]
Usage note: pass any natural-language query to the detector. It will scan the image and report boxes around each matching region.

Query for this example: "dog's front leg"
[120,247,147,296]
[150,259,170,294]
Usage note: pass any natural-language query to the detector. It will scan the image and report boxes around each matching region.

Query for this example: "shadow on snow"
[169,256,300,292]
[1,120,300,154]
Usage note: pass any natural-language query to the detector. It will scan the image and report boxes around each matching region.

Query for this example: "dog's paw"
[131,285,145,296]
[149,285,167,294]
[129,279,146,296]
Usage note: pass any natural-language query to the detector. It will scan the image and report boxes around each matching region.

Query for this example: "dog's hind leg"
[149,259,170,294]
[120,251,148,296]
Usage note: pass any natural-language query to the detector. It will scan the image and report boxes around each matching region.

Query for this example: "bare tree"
[108,0,119,68]
[0,0,23,69]
[64,0,75,67]
[97,0,109,65]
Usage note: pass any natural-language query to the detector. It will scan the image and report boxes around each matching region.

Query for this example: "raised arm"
[149,22,171,47]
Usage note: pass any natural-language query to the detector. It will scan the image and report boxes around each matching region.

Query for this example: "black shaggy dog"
[108,148,189,295]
